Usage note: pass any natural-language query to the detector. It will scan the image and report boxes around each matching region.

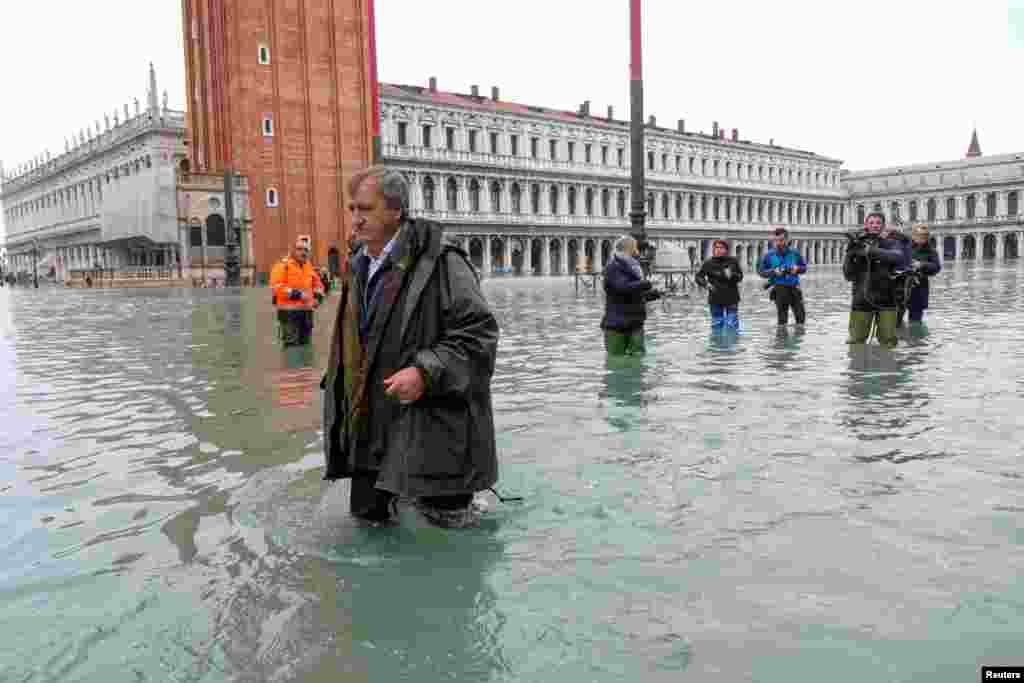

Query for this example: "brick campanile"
[181,0,375,280]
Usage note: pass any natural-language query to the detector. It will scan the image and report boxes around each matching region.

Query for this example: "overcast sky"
[2,0,1023,239]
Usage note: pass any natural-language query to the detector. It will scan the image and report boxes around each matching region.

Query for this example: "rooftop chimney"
[719,128,725,140]
[428,76,437,92]
[711,121,719,138]
[731,128,738,142]
[579,100,591,116]
[648,115,656,127]
[677,119,685,133]
[491,86,500,101]
[470,84,480,97]
[607,105,614,120]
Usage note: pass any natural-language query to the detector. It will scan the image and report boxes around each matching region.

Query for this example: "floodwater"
[1,262,1022,682]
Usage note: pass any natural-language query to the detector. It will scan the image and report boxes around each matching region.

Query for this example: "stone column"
[560,237,570,275]
[996,233,1005,260]
[954,234,963,261]
[482,236,493,276]
[523,237,533,275]
[542,238,551,276]
[502,236,512,270]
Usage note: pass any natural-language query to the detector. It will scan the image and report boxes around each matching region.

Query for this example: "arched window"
[986,192,996,217]
[646,192,654,216]
[601,188,610,216]
[946,197,956,219]
[713,160,720,177]
[700,195,707,220]
[205,214,226,246]
[675,194,682,219]
[584,187,594,216]
[446,177,458,211]
[189,221,203,247]
[909,200,917,221]
[701,159,707,176]
[530,184,540,214]
[567,186,577,215]
[966,195,976,219]
[726,161,732,177]
[927,198,937,221]
[549,186,559,214]
[617,190,626,217]
[757,199,764,222]
[422,177,435,211]
[1008,191,1019,216]
[713,197,720,220]
[490,181,501,213]
[468,179,481,212]
[511,183,521,214]
[265,187,279,207]
[662,193,669,219]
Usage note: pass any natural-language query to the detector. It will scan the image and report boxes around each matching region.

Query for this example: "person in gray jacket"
[321,166,500,528]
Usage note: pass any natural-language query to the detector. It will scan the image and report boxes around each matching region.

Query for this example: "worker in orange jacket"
[270,237,325,346]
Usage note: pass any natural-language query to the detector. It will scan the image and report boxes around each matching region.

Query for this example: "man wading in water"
[757,227,807,326]
[321,166,500,529]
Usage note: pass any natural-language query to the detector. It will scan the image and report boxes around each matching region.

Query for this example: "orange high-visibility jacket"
[270,257,325,309]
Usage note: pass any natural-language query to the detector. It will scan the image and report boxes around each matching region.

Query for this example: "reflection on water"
[1,263,1023,682]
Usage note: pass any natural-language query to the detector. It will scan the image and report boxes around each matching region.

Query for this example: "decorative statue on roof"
[162,90,169,113]
[113,110,120,126]
[65,138,71,153]
[104,113,111,130]
[134,98,140,116]
[124,103,130,121]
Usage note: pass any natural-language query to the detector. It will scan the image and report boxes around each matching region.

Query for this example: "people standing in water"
[600,236,662,356]
[695,239,743,333]
[270,237,325,346]
[757,227,808,326]
[897,223,941,328]
[843,212,912,348]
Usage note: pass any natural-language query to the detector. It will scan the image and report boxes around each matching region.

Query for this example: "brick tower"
[181,0,376,280]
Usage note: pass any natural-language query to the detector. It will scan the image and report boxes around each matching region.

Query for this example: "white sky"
[2,0,1023,240]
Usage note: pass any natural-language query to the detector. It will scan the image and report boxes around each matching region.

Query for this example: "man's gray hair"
[347,165,410,214]
[612,235,637,256]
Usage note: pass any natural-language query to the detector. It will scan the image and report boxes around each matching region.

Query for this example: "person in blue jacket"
[757,227,807,325]
[601,236,662,355]
[843,212,912,347]
[897,223,941,327]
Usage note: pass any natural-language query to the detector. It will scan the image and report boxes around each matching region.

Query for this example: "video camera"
[845,230,880,258]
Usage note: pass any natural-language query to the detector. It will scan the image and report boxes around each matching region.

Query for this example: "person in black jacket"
[695,239,743,333]
[601,236,662,355]
[843,212,912,348]
[897,223,942,328]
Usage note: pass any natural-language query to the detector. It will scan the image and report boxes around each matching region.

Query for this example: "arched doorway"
[584,240,596,272]
[490,237,504,274]
[469,238,485,271]
[687,246,697,267]
[962,235,977,260]
[549,239,562,275]
[943,236,956,260]
[1005,233,1019,259]
[511,238,524,274]
[600,239,612,267]
[567,239,580,273]
[327,247,340,277]
[531,239,543,275]
[700,240,709,261]
[983,234,997,260]
[205,214,226,247]
[735,244,744,264]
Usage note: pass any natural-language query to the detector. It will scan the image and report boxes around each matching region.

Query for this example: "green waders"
[847,310,899,348]
[605,329,646,356]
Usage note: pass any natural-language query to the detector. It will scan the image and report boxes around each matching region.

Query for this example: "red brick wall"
[182,0,373,278]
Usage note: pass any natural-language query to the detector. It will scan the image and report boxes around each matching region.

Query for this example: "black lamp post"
[223,165,240,287]
[629,0,655,277]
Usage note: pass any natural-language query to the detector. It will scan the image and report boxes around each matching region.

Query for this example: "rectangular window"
[530,137,538,158]
[585,144,592,163]
[647,151,654,170]
[262,115,274,137]
[617,148,624,167]
[446,128,455,150]
[422,125,432,148]
[510,135,519,156]
[567,141,575,162]
[601,146,608,165]
[397,122,407,146]
[549,139,558,160]
[258,45,270,65]
[490,131,499,154]
[468,129,478,153]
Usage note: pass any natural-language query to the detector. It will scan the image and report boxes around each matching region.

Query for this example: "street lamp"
[223,165,240,287]
[32,238,39,289]
[629,0,655,277]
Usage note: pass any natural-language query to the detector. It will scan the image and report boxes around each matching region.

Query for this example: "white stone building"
[380,80,853,275]
[843,131,1024,263]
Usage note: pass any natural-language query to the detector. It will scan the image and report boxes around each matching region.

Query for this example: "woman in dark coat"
[695,239,744,333]
[898,223,941,327]
[601,236,661,355]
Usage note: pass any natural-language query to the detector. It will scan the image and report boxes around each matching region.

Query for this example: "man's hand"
[287,288,303,301]
[383,367,426,404]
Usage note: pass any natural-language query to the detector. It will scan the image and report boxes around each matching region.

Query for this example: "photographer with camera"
[757,227,807,326]
[843,212,911,347]
[896,223,941,328]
